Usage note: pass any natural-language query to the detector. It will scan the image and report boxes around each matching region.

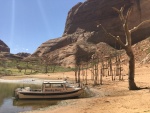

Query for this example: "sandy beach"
[1,64,150,113]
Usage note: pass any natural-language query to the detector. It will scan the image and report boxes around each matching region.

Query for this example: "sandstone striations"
[32,0,150,67]
[0,40,10,53]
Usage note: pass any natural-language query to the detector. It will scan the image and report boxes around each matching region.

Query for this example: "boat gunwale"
[19,88,83,95]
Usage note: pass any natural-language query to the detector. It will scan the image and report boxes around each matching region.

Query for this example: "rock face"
[32,0,150,67]
[64,0,150,46]
[0,40,10,53]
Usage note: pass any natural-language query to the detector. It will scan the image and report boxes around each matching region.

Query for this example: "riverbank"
[1,64,150,113]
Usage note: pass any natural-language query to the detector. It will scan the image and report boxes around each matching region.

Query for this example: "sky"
[0,0,85,54]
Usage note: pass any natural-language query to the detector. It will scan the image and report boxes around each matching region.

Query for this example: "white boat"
[14,80,84,99]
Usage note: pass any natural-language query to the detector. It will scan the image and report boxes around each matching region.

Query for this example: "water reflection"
[0,82,92,113]
[13,100,59,108]
[0,83,20,106]
[0,99,31,113]
[0,82,60,113]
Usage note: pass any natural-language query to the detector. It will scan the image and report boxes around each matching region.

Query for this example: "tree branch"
[112,7,120,14]
[130,20,150,33]
[97,24,125,48]
[113,7,132,46]
[125,8,132,25]
[112,6,125,24]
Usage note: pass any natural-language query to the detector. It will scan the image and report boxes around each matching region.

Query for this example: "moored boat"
[14,80,84,99]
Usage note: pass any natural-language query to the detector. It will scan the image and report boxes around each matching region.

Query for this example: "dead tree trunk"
[94,63,98,85]
[74,66,78,83]
[81,64,85,81]
[85,64,88,85]
[100,60,104,85]
[90,67,94,80]
[126,47,137,90]
[100,68,103,85]
[99,6,150,90]
[108,56,114,81]
[77,65,81,83]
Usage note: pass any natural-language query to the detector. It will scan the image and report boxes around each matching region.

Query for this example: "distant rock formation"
[0,52,23,60]
[32,0,150,67]
[0,40,10,53]
[16,52,31,58]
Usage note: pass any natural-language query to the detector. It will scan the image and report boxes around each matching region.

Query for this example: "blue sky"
[0,0,85,54]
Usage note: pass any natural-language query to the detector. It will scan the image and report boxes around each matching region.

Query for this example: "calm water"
[0,82,60,113]
[0,82,92,113]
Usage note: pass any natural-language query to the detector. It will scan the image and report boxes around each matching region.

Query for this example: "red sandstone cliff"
[32,0,150,67]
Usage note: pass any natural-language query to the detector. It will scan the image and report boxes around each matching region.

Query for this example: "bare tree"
[40,56,48,73]
[99,7,150,90]
[74,65,78,83]
[41,55,58,73]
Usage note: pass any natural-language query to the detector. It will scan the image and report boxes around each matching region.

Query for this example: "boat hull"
[16,89,84,99]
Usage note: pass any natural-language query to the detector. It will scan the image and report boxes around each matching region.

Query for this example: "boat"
[14,80,84,99]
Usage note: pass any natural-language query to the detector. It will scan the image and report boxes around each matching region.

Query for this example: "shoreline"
[0,78,43,84]
[0,78,44,84]
[1,64,150,113]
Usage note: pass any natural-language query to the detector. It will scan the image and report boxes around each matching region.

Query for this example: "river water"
[0,81,60,113]
[0,79,92,113]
